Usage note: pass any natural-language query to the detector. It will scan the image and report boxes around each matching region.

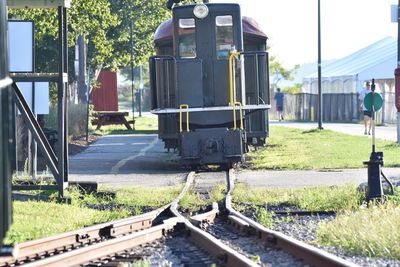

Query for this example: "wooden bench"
[92,111,135,130]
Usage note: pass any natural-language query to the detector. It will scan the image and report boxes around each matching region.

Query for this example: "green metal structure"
[0,0,14,246]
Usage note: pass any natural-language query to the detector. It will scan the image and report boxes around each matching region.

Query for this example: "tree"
[8,0,173,103]
[8,0,118,75]
[269,53,299,90]
[107,0,171,67]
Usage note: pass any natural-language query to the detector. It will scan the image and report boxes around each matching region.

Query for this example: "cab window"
[178,18,196,58]
[215,15,233,60]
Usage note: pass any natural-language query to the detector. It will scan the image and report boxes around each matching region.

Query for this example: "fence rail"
[271,92,397,124]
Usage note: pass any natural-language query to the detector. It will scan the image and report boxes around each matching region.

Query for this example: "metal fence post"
[0,0,14,248]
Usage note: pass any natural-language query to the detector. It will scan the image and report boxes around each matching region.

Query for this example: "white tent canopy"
[303,36,396,94]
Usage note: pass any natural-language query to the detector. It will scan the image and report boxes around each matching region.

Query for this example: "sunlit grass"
[231,183,400,259]
[316,202,400,259]
[231,183,362,212]
[249,126,400,170]
[5,185,182,244]
[68,185,183,211]
[4,201,129,245]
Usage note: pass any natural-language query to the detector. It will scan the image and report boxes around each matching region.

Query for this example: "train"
[150,1,270,167]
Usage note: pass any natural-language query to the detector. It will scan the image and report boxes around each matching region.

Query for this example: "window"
[216,15,233,60]
[178,18,196,58]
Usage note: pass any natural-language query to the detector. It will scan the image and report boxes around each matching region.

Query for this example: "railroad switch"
[363,152,384,201]
[363,79,394,202]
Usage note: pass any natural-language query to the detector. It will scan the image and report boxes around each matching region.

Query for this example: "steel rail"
[22,218,179,267]
[0,202,170,266]
[170,172,259,267]
[226,169,359,267]
[0,171,196,266]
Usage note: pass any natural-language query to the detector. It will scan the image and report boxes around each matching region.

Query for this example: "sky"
[214,0,397,68]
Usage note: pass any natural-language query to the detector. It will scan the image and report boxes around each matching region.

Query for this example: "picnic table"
[92,111,135,130]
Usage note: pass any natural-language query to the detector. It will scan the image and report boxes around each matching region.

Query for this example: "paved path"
[69,123,400,188]
[69,134,187,187]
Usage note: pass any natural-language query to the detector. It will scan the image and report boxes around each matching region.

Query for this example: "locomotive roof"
[154,15,267,44]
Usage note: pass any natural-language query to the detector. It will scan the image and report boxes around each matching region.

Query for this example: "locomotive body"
[150,3,270,166]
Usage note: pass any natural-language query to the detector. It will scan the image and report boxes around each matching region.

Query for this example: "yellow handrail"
[232,102,244,130]
[228,51,241,106]
[179,104,189,132]
[229,51,243,130]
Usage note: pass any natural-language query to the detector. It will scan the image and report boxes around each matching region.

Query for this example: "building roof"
[304,36,396,79]
[154,16,267,44]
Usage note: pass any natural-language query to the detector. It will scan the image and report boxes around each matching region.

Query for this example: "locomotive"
[150,2,270,167]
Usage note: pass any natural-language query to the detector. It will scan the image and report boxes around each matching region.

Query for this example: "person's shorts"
[363,111,372,118]
[277,106,283,112]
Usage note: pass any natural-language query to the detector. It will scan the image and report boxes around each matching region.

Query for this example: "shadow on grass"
[302,128,324,134]
[265,144,282,148]
[100,129,158,135]
[382,143,400,149]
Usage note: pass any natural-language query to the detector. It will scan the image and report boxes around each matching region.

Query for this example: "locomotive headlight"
[193,3,209,19]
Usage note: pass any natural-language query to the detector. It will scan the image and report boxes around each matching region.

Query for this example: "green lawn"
[249,126,400,170]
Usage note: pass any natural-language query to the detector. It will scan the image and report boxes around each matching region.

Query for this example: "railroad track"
[1,170,359,266]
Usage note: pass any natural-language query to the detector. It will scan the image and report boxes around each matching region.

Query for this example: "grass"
[179,184,227,214]
[231,183,400,259]
[316,201,400,259]
[249,126,400,170]
[90,115,158,135]
[231,183,362,211]
[4,201,129,244]
[5,185,182,245]
[71,185,183,209]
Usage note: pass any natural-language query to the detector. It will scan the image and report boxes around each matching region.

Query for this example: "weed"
[255,207,275,228]
[249,254,261,262]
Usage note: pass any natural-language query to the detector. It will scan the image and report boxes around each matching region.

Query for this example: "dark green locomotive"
[150,2,270,166]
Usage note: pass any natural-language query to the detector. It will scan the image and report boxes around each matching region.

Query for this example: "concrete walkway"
[69,122,400,188]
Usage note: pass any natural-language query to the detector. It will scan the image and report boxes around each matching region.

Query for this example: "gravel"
[204,218,309,267]
[89,232,217,267]
[242,204,400,267]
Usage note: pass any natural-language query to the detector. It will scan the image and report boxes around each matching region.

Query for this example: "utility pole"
[317,0,323,129]
[139,65,143,117]
[77,35,87,103]
[130,21,135,118]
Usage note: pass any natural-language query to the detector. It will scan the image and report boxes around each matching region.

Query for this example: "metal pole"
[0,0,13,247]
[130,21,135,118]
[371,79,376,153]
[57,6,65,196]
[317,0,323,129]
[139,65,142,117]
[62,7,69,185]
[397,0,400,143]
[77,35,87,103]
[85,65,90,142]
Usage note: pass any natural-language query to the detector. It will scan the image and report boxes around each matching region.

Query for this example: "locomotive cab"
[150,3,270,166]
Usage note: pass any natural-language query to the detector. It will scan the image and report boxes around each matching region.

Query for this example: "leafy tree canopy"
[8,0,172,74]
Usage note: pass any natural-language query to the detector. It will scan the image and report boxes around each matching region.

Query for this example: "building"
[300,37,397,123]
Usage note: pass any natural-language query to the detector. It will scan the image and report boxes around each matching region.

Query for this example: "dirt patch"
[69,134,102,155]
